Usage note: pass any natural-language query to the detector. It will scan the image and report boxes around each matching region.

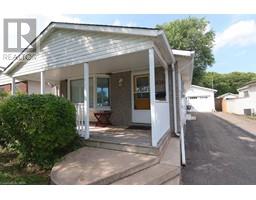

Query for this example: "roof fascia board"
[54,23,160,37]
[4,23,56,74]
[238,83,256,91]
[192,85,217,92]
[217,93,237,99]
[173,49,194,57]
[159,31,175,63]
[153,45,168,69]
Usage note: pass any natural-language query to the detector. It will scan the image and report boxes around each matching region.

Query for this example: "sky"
[1,14,256,73]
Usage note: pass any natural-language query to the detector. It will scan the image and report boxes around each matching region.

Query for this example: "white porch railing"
[74,103,86,136]
[153,101,170,144]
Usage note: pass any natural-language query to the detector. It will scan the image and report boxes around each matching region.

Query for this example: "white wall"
[226,86,256,115]
[186,86,216,112]
[0,72,12,85]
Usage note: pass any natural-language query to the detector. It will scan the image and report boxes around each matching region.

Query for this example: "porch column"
[149,48,157,147]
[83,63,90,139]
[40,71,45,94]
[11,77,16,95]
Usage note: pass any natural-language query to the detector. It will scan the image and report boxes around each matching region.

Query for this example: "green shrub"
[0,94,78,168]
[0,90,9,101]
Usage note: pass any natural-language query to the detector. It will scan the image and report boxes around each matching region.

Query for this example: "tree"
[198,72,256,96]
[157,17,215,84]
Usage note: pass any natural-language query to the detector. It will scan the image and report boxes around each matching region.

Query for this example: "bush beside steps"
[0,94,80,169]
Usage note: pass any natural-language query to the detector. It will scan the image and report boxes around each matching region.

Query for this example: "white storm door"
[132,74,151,124]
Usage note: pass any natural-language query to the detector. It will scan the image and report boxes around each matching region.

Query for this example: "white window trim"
[67,74,111,111]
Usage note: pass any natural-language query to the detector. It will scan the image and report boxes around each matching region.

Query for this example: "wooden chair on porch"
[94,111,112,127]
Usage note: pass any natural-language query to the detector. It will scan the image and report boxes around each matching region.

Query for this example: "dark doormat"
[127,125,151,130]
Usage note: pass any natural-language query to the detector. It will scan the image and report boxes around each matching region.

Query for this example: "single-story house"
[185,85,217,112]
[216,93,238,112]
[0,22,194,159]
[225,80,256,115]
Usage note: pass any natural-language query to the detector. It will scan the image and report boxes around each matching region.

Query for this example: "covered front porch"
[13,48,171,147]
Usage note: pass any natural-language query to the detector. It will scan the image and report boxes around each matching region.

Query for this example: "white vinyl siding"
[0,73,12,85]
[12,29,153,77]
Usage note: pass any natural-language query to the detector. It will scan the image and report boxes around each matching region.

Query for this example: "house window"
[244,91,249,98]
[96,77,110,107]
[155,68,166,101]
[70,76,110,108]
[70,78,93,108]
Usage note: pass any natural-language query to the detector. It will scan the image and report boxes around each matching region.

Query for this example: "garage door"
[187,96,213,112]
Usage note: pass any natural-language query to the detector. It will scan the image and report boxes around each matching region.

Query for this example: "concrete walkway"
[213,112,256,136]
[51,136,181,185]
[51,147,158,185]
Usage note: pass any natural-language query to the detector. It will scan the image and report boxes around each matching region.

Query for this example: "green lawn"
[0,147,50,184]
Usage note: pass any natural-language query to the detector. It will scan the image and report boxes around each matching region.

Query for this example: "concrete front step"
[83,131,171,156]
[83,139,159,155]
[51,147,159,185]
[162,175,180,185]
[111,163,180,185]
[111,137,182,185]
[50,135,181,185]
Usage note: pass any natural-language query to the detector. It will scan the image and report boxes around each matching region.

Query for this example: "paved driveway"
[182,113,256,185]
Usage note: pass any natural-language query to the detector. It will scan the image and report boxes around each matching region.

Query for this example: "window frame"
[96,77,111,108]
[68,74,111,111]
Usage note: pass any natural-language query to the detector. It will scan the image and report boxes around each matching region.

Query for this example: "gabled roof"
[4,21,175,74]
[217,93,238,99]
[191,85,217,92]
[238,80,256,91]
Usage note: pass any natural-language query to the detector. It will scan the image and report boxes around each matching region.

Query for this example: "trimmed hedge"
[0,94,78,168]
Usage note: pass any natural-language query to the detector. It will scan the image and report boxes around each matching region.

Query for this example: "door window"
[134,75,150,110]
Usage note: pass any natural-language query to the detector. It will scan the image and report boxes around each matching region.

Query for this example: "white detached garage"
[186,85,217,112]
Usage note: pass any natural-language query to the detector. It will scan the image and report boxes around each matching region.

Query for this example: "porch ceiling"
[16,50,161,82]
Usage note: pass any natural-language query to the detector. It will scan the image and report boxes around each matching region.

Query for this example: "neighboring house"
[225,80,256,115]
[216,93,238,112]
[0,22,194,152]
[186,85,217,112]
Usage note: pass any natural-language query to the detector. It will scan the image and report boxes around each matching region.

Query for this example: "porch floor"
[89,126,152,147]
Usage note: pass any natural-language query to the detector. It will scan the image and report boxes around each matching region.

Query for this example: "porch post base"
[82,131,90,139]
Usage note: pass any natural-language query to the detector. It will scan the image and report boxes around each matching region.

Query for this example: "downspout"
[177,72,186,166]
[172,63,179,136]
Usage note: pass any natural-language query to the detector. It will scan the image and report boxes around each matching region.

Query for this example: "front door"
[132,74,151,124]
